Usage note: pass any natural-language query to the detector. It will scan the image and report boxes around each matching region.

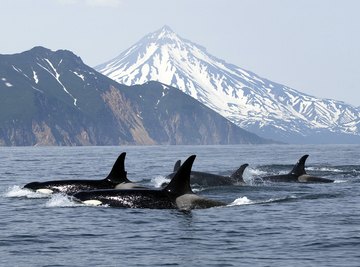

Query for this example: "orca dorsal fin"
[105,152,130,183]
[164,155,195,197]
[173,160,181,172]
[289,154,309,175]
[230,163,249,183]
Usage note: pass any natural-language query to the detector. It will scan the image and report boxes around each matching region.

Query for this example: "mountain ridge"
[0,46,272,146]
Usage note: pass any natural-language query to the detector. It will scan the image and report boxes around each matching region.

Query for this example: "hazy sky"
[2,0,359,106]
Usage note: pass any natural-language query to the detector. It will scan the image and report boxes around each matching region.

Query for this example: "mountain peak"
[20,46,85,66]
[147,25,181,44]
[23,46,53,57]
[159,25,174,34]
[156,25,175,37]
[29,46,52,53]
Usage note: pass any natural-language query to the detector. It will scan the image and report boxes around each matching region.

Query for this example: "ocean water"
[1,144,359,267]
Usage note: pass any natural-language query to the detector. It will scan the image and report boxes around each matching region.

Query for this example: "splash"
[45,194,80,208]
[243,167,282,185]
[247,167,267,176]
[150,175,170,188]
[4,185,49,199]
[191,188,203,193]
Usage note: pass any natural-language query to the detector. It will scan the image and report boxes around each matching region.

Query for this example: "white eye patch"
[36,189,54,194]
[83,200,103,206]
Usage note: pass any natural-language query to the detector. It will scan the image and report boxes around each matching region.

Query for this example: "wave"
[307,167,343,173]
[227,195,298,207]
[261,195,298,204]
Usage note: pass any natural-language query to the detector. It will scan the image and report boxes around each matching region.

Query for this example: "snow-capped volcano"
[96,26,360,143]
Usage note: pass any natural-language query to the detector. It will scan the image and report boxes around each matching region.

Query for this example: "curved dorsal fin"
[105,152,130,183]
[289,154,309,175]
[164,155,195,197]
[173,160,181,172]
[230,163,249,183]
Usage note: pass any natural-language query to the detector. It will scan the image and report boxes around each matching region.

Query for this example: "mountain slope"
[0,47,270,145]
[96,26,360,143]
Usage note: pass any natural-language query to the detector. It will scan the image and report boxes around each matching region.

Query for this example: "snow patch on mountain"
[72,71,85,81]
[32,70,39,84]
[31,57,77,107]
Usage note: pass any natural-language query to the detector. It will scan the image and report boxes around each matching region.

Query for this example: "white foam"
[228,195,298,207]
[334,179,347,183]
[227,196,253,206]
[4,185,48,199]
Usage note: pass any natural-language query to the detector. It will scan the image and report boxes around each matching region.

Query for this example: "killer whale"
[258,154,334,183]
[23,152,144,195]
[164,160,249,187]
[73,155,226,210]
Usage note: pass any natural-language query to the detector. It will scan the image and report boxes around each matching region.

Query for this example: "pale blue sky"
[1,0,359,106]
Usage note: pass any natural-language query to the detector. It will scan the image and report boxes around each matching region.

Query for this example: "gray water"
[1,144,359,267]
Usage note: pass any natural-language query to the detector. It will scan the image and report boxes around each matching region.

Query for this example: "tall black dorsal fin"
[105,152,130,183]
[230,164,249,183]
[164,155,195,197]
[289,154,309,175]
[173,160,181,172]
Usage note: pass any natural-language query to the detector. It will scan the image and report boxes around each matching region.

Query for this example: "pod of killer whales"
[23,153,334,210]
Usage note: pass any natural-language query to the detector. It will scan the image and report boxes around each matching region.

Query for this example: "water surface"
[1,145,359,266]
